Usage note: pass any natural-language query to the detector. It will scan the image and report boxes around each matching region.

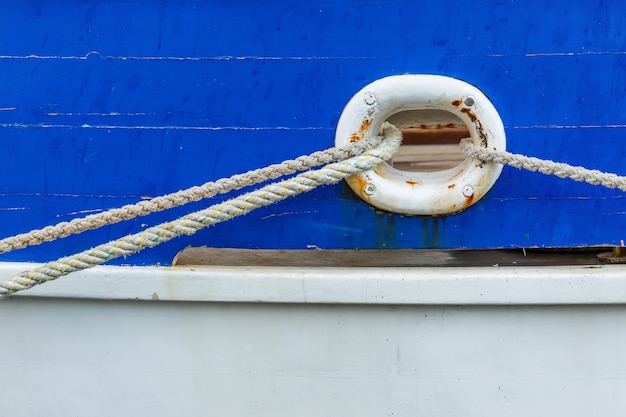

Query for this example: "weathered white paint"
[1,262,626,417]
[2,262,625,304]
[335,74,506,215]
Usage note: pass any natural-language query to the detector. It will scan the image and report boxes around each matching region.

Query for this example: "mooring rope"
[459,138,626,192]
[3,123,626,296]
[0,134,384,255]
[0,123,402,296]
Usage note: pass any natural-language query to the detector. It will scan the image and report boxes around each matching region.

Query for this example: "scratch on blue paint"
[510,125,626,129]
[259,211,317,220]
[0,123,331,131]
[452,51,626,58]
[0,52,389,61]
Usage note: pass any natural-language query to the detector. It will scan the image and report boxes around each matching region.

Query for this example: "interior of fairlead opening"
[387,109,469,172]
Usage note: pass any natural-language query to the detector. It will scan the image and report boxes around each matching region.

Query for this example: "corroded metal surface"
[335,75,506,215]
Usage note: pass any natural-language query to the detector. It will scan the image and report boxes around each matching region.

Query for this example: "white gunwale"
[3,261,625,305]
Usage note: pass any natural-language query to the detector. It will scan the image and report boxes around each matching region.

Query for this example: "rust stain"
[463,193,475,208]
[349,133,361,143]
[460,107,477,122]
[406,180,418,186]
[452,99,462,107]
[360,119,371,134]
[448,183,456,189]
[349,118,372,142]
[351,175,371,201]
[353,175,367,189]
[404,123,463,130]
[460,108,488,147]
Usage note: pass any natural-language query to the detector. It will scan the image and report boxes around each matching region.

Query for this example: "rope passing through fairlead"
[459,138,626,192]
[0,132,387,255]
[0,123,402,296]
[3,123,626,296]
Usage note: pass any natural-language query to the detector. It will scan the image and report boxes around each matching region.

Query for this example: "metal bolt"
[462,185,474,198]
[464,96,475,107]
[364,183,376,195]
[598,246,626,263]
[364,92,376,105]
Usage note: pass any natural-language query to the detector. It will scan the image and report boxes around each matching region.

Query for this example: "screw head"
[462,185,474,197]
[364,92,376,105]
[364,183,376,195]
[464,96,475,107]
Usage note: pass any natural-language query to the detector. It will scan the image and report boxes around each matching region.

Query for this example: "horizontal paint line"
[0,51,387,61]
[9,192,147,199]
[47,112,158,117]
[57,208,104,217]
[2,50,621,61]
[453,50,626,58]
[500,50,626,58]
[493,196,626,201]
[0,123,331,131]
[5,122,626,131]
[509,124,626,129]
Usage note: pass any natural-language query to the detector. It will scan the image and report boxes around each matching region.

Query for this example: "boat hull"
[2,2,626,414]
[1,262,626,416]
[1,1,626,264]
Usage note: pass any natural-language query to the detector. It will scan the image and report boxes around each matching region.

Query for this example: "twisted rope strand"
[460,138,626,192]
[5,126,626,297]
[0,135,382,255]
[0,123,401,296]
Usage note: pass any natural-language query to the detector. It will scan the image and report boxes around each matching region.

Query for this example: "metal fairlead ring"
[335,74,506,216]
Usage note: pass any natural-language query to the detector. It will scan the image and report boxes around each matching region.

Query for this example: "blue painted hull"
[1,1,625,265]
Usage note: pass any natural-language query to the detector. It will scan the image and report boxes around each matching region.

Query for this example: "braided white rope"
[0,123,401,296]
[460,138,626,192]
[0,134,383,255]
